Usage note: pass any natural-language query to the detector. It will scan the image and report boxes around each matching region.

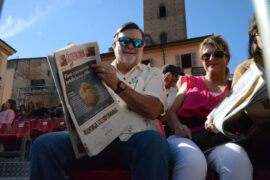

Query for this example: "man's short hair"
[162,64,183,75]
[113,22,145,42]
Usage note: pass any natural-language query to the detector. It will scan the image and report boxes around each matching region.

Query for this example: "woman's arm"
[169,82,187,112]
[245,102,270,122]
[166,82,192,138]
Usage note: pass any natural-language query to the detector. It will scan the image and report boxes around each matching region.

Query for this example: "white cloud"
[0,15,36,39]
[0,0,68,39]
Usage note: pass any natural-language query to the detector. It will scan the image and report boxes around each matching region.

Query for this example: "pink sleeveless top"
[0,109,15,126]
[177,76,229,131]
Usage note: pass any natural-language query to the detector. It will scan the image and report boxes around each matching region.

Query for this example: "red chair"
[17,121,31,138]
[31,119,53,136]
[0,121,32,160]
[53,118,66,131]
[0,121,31,141]
[0,122,20,140]
[156,119,165,137]
[74,168,131,180]
[0,124,9,134]
[28,119,39,129]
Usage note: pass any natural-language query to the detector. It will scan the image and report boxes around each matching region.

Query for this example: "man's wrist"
[112,79,121,91]
[114,81,126,94]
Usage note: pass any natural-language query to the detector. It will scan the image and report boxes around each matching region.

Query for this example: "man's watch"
[114,81,126,94]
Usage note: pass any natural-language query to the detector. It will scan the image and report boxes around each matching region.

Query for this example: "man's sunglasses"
[201,50,227,61]
[117,37,143,48]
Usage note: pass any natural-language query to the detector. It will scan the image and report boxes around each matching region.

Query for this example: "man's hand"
[174,124,192,139]
[92,63,120,91]
[163,72,172,89]
[92,63,164,120]
[204,116,219,134]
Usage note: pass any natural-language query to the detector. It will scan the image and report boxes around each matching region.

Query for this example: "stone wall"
[7,58,59,108]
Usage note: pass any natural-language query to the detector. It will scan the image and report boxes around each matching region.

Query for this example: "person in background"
[1,103,6,112]
[17,105,27,120]
[0,99,16,126]
[162,64,183,109]
[26,101,36,118]
[30,101,49,119]
[167,35,253,180]
[232,17,264,84]
[50,104,64,119]
[30,22,170,180]
[206,16,270,171]
[176,74,186,90]
[0,99,17,152]
[55,104,64,118]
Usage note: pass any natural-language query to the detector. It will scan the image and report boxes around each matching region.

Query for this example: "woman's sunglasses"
[201,50,227,61]
[117,37,143,48]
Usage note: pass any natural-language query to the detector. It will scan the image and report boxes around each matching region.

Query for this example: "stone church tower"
[144,0,187,45]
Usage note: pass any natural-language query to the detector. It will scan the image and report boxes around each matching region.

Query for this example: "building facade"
[144,0,187,45]
[7,58,59,108]
[0,39,16,105]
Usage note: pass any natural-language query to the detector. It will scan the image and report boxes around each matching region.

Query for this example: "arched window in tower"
[160,33,167,44]
[159,5,166,18]
[145,35,154,46]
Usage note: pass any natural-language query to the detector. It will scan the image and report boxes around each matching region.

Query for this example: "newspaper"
[47,42,128,158]
[208,63,268,138]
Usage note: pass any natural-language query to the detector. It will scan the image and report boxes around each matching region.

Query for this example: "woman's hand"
[204,116,219,133]
[166,110,192,139]
[174,124,192,139]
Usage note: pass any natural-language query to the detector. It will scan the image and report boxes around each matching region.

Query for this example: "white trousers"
[168,135,207,180]
[168,135,253,180]
[206,142,253,180]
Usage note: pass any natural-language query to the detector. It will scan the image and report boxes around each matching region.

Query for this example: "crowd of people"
[0,100,64,125]
[1,16,269,179]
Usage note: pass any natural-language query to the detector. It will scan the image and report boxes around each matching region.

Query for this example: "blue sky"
[0,0,254,72]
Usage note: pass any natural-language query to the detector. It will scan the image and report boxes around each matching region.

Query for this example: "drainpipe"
[162,45,166,65]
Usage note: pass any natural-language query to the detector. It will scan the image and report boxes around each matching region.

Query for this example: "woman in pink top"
[167,36,252,180]
[0,99,16,126]
[0,99,16,152]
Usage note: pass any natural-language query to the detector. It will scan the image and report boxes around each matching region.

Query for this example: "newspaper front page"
[48,44,87,159]
[48,42,128,158]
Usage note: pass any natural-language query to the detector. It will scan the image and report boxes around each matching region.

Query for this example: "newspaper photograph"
[48,42,127,157]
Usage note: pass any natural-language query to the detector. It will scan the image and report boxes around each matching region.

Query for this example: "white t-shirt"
[166,87,178,109]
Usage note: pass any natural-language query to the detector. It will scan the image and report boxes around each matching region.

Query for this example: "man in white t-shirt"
[162,64,184,109]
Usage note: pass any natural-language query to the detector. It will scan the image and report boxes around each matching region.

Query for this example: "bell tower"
[144,0,187,45]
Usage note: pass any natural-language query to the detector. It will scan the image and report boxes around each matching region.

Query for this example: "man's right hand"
[92,63,120,91]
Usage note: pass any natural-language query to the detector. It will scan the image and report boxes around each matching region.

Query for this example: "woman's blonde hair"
[199,35,231,79]
[199,35,230,59]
